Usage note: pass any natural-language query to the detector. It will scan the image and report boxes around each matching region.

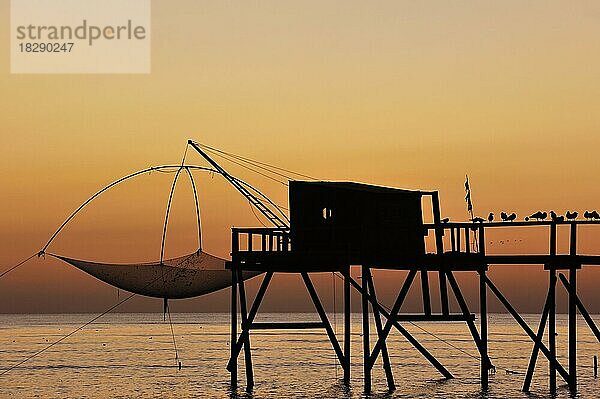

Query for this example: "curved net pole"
[40,165,217,254]
[160,167,184,265]
[183,167,202,252]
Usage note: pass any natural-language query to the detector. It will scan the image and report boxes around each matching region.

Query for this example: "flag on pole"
[465,175,473,213]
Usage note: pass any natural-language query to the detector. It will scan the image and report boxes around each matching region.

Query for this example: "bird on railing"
[525,211,547,222]
[500,212,516,222]
[550,211,565,222]
[566,211,578,220]
[471,217,485,223]
[488,212,494,222]
[441,217,450,223]
[591,211,600,220]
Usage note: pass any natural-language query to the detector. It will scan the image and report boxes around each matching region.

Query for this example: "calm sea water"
[0,313,598,398]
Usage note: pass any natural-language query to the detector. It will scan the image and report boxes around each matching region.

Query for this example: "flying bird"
[488,212,494,222]
[566,211,578,220]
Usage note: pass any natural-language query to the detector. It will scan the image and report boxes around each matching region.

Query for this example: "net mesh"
[54,252,261,299]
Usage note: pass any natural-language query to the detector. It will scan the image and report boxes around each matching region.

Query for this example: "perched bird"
[471,217,485,223]
[591,211,600,220]
[500,212,508,221]
[584,210,593,220]
[488,212,494,222]
[551,211,565,222]
[528,211,547,221]
[566,211,578,220]
[506,212,517,222]
[441,217,450,223]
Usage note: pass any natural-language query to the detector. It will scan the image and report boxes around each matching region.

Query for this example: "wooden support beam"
[302,272,347,369]
[479,270,488,391]
[569,223,577,391]
[368,270,417,368]
[445,271,484,354]
[347,275,453,379]
[230,265,238,387]
[227,272,273,372]
[523,290,552,392]
[549,224,557,392]
[343,268,351,385]
[483,275,570,384]
[558,273,600,342]
[365,268,395,391]
[439,272,450,316]
[237,269,254,390]
[249,322,325,330]
[421,270,432,316]
[362,266,371,393]
[394,314,475,322]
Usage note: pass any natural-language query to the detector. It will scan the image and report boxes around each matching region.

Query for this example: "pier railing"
[231,227,291,258]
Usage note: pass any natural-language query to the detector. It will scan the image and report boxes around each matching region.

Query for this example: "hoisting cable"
[0,253,38,280]
[193,142,317,181]
[233,177,290,222]
[198,145,288,186]
[0,289,138,376]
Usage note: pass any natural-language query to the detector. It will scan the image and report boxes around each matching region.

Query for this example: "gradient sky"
[1,1,600,313]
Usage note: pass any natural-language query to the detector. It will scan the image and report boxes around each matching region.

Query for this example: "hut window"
[322,207,333,220]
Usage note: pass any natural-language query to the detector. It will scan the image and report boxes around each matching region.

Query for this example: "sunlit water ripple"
[0,313,598,398]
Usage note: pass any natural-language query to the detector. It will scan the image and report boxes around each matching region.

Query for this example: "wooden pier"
[225,186,600,394]
[186,141,600,394]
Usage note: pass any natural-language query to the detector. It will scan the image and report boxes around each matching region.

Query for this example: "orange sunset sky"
[1,1,600,314]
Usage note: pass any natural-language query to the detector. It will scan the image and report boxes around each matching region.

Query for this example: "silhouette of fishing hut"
[11,140,600,395]
[185,141,600,395]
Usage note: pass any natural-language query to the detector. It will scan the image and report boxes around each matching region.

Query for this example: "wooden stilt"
[421,270,432,316]
[483,275,570,384]
[569,223,577,391]
[302,273,346,368]
[479,269,488,390]
[522,287,552,391]
[343,267,351,385]
[230,265,238,388]
[347,275,453,379]
[446,271,484,352]
[368,270,417,365]
[362,266,371,393]
[365,269,395,391]
[237,269,254,390]
[559,273,600,342]
[549,223,557,393]
[227,272,273,371]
